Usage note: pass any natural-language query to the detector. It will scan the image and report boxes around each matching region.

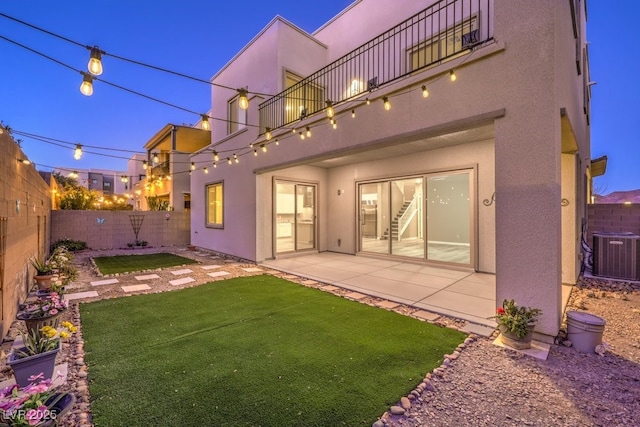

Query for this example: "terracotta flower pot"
[34,274,54,290]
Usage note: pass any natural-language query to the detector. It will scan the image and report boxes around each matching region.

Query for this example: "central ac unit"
[592,232,640,281]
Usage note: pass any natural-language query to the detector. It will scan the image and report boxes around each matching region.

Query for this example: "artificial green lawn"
[81,276,466,426]
[92,253,198,275]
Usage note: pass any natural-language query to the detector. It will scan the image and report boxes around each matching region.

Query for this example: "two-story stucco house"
[190,0,592,340]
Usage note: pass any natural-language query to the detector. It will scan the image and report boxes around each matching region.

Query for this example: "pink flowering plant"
[20,294,68,320]
[490,299,542,339]
[0,373,68,426]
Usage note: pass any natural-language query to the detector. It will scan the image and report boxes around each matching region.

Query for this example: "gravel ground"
[2,247,638,426]
[384,277,640,427]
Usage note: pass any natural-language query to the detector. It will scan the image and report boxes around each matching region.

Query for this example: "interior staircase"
[380,200,412,240]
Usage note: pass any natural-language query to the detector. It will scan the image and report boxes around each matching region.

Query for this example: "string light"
[201,114,210,130]
[305,126,312,138]
[237,88,249,110]
[73,144,82,160]
[366,98,370,105]
[326,101,335,118]
[152,152,159,163]
[275,139,279,146]
[332,119,337,130]
[213,151,219,162]
[383,97,391,111]
[142,160,148,168]
[449,70,457,82]
[203,167,208,174]
[121,175,129,183]
[234,153,239,163]
[422,85,429,98]
[291,127,296,134]
[79,72,93,96]
[265,127,272,141]
[351,109,356,118]
[190,162,195,171]
[213,162,217,168]
[227,158,232,165]
[88,46,103,75]
[261,143,267,152]
[254,149,258,156]
[17,158,31,165]
[299,132,305,140]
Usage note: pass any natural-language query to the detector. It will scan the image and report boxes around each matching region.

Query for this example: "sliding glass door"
[275,180,316,254]
[358,170,473,266]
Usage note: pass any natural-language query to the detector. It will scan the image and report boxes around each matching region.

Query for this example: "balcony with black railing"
[259,0,493,133]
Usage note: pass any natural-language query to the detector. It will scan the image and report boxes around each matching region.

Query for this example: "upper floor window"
[409,16,478,71]
[228,96,247,134]
[206,181,224,228]
[283,71,324,126]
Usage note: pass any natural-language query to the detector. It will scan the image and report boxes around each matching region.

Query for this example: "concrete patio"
[262,252,497,328]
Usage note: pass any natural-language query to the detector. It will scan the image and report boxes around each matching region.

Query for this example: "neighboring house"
[136,124,210,211]
[52,167,128,197]
[190,0,593,339]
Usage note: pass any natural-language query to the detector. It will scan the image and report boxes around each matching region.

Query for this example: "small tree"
[59,186,100,210]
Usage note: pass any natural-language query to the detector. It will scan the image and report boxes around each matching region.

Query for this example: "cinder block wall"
[0,131,52,338]
[51,211,190,250]
[587,204,640,243]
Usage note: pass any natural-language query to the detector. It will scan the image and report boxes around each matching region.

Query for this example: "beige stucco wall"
[0,130,52,338]
[51,211,190,250]
[191,0,590,339]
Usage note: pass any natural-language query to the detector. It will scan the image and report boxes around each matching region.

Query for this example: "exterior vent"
[462,29,480,49]
[592,232,640,281]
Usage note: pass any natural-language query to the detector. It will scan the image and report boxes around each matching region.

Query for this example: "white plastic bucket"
[566,311,606,353]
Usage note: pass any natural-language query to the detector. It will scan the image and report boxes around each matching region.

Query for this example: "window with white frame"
[206,182,224,228]
[228,96,247,134]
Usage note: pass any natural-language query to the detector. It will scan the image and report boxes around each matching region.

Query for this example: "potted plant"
[46,246,77,290]
[490,299,542,350]
[7,322,77,388]
[0,374,76,426]
[16,293,68,335]
[29,256,54,290]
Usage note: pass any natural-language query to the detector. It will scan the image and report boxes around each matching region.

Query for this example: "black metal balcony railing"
[151,160,170,177]
[259,0,493,133]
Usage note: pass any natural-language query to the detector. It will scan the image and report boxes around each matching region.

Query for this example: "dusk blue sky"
[1,1,637,193]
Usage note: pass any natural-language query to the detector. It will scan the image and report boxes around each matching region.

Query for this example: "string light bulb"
[326,101,335,118]
[142,160,148,168]
[190,162,195,171]
[422,85,429,98]
[449,70,457,82]
[351,109,356,118]
[261,143,267,152]
[79,73,93,96]
[18,158,31,165]
[332,120,338,130]
[74,144,83,160]
[152,152,159,163]
[254,149,258,156]
[299,132,305,140]
[227,158,232,165]
[234,153,239,163]
[201,114,210,130]
[203,167,208,174]
[88,46,103,76]
[213,162,217,168]
[305,126,311,138]
[383,97,391,111]
[366,98,370,105]
[265,127,272,141]
[275,139,279,146]
[213,151,219,162]
[237,88,249,110]
[291,127,296,134]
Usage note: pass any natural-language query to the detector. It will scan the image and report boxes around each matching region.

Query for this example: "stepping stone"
[66,291,99,301]
[302,279,318,285]
[242,267,262,273]
[121,284,152,292]
[135,274,160,281]
[90,278,119,287]
[208,271,230,278]
[169,277,196,286]
[413,310,440,321]
[283,274,298,280]
[201,265,222,270]
[345,292,366,300]
[464,323,497,338]
[171,269,193,275]
[321,285,340,292]
[195,252,208,257]
[376,300,400,309]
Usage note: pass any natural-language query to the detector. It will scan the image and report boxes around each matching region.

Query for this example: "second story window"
[228,95,247,134]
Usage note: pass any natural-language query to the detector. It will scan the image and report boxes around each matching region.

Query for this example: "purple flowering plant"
[0,373,67,426]
[21,294,68,320]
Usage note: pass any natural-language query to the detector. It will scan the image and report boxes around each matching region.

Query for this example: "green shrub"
[51,238,87,252]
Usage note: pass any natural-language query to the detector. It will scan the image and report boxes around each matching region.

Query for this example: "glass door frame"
[272,178,318,257]
[356,168,477,269]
